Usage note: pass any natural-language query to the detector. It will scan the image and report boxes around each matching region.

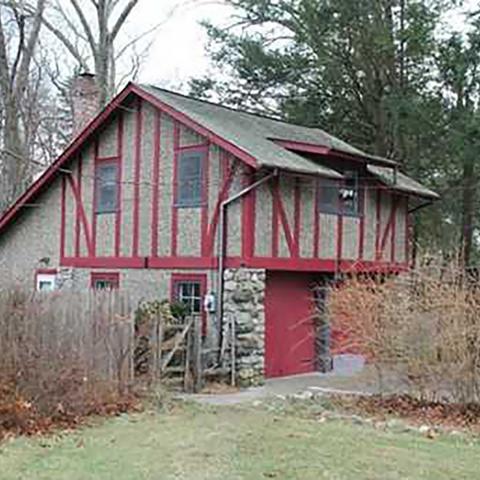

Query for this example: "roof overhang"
[271,139,398,168]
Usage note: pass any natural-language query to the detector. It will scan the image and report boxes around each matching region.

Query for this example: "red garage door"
[265,271,316,377]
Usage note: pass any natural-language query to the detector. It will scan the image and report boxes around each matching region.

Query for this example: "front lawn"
[0,401,478,480]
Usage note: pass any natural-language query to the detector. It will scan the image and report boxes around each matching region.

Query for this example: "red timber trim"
[378,196,398,260]
[313,179,320,257]
[170,121,180,257]
[271,176,279,257]
[90,271,120,289]
[0,83,263,238]
[66,174,94,256]
[61,254,408,273]
[336,177,345,265]
[242,166,256,259]
[171,140,209,256]
[204,154,236,256]
[170,272,207,335]
[0,85,137,235]
[151,109,161,257]
[293,177,301,258]
[130,84,258,170]
[201,143,210,256]
[390,196,398,263]
[336,213,343,266]
[231,257,408,273]
[60,176,66,258]
[74,155,82,256]
[271,139,397,168]
[375,188,382,260]
[270,176,297,257]
[405,196,411,266]
[91,140,99,255]
[272,139,330,156]
[132,97,143,257]
[92,153,120,257]
[115,113,124,257]
[61,257,145,268]
[358,183,366,260]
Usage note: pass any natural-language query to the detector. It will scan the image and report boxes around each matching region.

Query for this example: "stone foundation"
[223,268,266,386]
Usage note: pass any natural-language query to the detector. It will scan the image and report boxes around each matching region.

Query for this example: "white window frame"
[36,273,57,292]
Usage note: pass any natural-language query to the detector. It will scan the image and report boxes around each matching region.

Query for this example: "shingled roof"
[0,83,438,235]
[140,85,438,199]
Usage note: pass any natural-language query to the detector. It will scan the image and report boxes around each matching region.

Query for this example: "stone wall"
[223,268,266,386]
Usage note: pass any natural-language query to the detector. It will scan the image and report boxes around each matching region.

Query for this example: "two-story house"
[0,74,437,384]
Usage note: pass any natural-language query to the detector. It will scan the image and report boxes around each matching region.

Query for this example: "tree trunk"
[1,97,29,208]
[461,155,475,268]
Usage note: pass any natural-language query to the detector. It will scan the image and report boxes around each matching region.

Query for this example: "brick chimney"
[71,73,100,139]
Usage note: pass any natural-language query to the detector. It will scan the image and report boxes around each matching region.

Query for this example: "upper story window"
[176,148,205,207]
[341,171,360,216]
[95,161,119,213]
[319,172,361,216]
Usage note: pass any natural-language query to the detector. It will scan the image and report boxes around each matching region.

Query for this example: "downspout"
[216,169,278,361]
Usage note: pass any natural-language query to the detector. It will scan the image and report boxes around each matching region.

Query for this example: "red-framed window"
[318,171,363,217]
[170,273,207,335]
[91,272,120,290]
[95,158,120,214]
[175,145,208,208]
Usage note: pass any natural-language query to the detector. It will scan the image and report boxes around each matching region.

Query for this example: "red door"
[265,271,316,377]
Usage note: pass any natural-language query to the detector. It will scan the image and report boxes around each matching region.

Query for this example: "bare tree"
[0,0,46,209]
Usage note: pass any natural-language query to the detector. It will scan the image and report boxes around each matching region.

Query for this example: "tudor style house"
[0,74,437,384]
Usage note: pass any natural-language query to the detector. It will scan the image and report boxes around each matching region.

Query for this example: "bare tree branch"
[68,0,97,52]
[110,0,138,41]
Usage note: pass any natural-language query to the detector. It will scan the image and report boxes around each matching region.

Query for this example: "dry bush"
[0,289,136,439]
[328,261,480,404]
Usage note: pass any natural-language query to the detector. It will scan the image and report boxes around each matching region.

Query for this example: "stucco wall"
[0,177,62,289]
[0,93,410,296]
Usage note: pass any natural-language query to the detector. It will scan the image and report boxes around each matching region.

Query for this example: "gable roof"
[139,84,397,169]
[0,82,437,235]
[137,85,437,200]
[136,84,343,178]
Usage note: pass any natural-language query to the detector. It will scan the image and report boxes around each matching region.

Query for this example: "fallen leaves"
[0,376,142,442]
[331,394,480,433]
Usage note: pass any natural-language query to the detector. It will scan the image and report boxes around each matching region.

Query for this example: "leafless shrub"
[0,289,135,436]
[328,261,480,404]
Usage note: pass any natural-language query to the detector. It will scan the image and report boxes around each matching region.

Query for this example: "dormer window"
[340,171,360,216]
[319,172,361,216]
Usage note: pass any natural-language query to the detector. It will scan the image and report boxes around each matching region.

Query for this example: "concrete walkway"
[182,364,406,405]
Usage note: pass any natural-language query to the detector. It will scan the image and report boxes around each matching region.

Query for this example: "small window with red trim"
[171,274,207,336]
[95,161,119,213]
[91,272,119,290]
[176,148,205,207]
[173,280,202,315]
[319,172,361,216]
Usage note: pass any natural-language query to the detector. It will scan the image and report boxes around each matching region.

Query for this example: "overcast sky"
[120,0,477,92]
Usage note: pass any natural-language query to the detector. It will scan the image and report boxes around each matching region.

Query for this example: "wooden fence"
[0,290,135,394]
[146,313,203,392]
[0,289,204,395]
